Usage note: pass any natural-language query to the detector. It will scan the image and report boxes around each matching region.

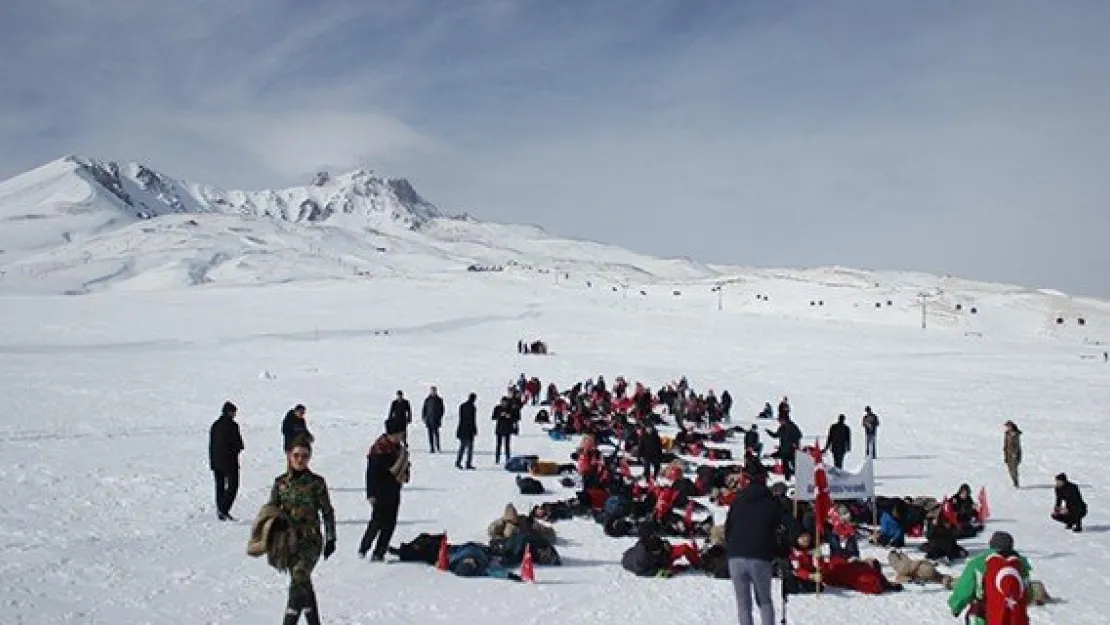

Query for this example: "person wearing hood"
[358,419,410,561]
[725,480,786,625]
[208,401,244,521]
[1003,420,1022,488]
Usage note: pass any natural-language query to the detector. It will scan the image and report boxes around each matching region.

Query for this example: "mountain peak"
[46,156,450,229]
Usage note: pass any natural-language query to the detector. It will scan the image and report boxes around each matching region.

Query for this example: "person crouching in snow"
[870,502,906,548]
[620,522,701,577]
[1051,472,1088,532]
[948,531,1032,625]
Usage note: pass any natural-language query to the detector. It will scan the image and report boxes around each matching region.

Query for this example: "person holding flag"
[948,531,1032,625]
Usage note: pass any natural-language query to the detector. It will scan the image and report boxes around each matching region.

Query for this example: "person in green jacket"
[947,531,1031,625]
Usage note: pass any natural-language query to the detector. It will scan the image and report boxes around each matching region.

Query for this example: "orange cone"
[978,486,991,523]
[521,544,535,582]
[436,534,449,571]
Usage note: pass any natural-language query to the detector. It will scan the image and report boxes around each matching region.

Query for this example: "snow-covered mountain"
[1,154,1108,344]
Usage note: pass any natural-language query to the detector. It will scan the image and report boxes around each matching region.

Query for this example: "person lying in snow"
[620,522,703,578]
[788,532,903,595]
[487,503,556,545]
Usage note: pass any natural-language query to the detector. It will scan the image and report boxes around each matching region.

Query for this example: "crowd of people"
[209,373,1088,625]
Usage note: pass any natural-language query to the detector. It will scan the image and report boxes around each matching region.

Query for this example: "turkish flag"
[984,553,1029,625]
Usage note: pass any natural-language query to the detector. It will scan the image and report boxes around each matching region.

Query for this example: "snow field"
[0,276,1106,624]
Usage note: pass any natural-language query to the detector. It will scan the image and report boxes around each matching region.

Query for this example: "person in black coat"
[281,404,312,452]
[766,415,803,479]
[421,386,445,453]
[358,420,410,560]
[638,423,663,480]
[492,396,518,464]
[725,481,786,625]
[209,401,244,521]
[387,391,412,444]
[456,393,478,469]
[1052,472,1088,532]
[823,414,851,469]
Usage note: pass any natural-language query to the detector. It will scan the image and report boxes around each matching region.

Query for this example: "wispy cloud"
[0,0,1107,295]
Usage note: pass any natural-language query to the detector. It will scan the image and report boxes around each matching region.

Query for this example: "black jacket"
[457,400,477,439]
[767,420,803,452]
[639,429,663,462]
[281,411,312,452]
[493,405,518,436]
[1055,481,1088,515]
[389,398,412,424]
[725,482,784,561]
[422,395,445,429]
[825,422,851,453]
[209,415,244,472]
[366,435,404,501]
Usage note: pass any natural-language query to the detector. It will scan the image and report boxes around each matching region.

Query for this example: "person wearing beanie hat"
[949,530,1032,625]
[359,421,410,561]
[208,400,244,521]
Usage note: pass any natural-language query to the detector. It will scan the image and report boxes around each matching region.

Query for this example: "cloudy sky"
[1,0,1108,296]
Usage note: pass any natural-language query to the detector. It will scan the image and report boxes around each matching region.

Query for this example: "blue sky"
[1,0,1108,296]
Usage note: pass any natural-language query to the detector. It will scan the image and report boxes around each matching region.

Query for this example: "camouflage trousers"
[288,532,322,609]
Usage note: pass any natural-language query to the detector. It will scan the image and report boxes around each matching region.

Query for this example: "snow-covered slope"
[0,155,1108,344]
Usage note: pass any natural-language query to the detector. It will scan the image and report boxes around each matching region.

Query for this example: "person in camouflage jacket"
[270,435,336,625]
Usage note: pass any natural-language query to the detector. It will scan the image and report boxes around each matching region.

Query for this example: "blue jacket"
[878,511,904,544]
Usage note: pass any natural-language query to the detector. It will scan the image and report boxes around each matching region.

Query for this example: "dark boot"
[303,590,321,625]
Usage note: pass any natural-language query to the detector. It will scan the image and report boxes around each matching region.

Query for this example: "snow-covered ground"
[1,273,1106,624]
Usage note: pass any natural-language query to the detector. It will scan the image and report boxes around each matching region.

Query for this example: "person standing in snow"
[1002,420,1022,488]
[1051,473,1087,532]
[492,396,518,464]
[823,414,851,469]
[269,435,336,625]
[725,480,785,625]
[281,404,313,453]
[765,415,802,480]
[421,386,445,453]
[358,420,410,560]
[456,393,478,469]
[862,406,880,459]
[638,422,663,480]
[387,390,412,444]
[208,400,244,521]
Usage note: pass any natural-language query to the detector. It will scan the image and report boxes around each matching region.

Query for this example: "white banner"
[793,454,875,501]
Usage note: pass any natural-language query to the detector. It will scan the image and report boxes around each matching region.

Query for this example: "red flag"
[814,463,833,538]
[984,553,1028,625]
[808,438,823,463]
[683,501,695,534]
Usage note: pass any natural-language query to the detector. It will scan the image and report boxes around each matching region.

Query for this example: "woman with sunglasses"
[269,434,336,625]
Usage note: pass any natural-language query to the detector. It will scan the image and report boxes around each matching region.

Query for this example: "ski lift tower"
[917,288,941,330]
